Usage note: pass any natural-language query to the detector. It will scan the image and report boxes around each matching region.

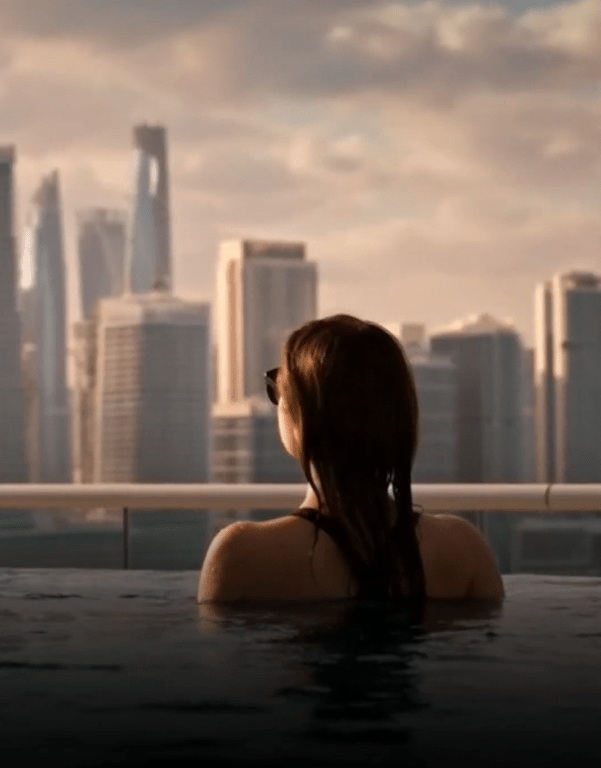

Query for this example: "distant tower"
[25,170,70,482]
[126,125,172,293]
[392,324,457,483]
[431,314,526,574]
[93,293,210,483]
[216,239,318,404]
[430,314,525,483]
[0,147,31,530]
[535,271,601,482]
[77,208,126,320]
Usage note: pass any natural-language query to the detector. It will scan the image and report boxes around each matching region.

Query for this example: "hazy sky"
[2,0,600,348]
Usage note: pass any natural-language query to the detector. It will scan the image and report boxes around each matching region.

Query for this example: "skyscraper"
[24,170,70,482]
[71,318,97,483]
[0,147,31,530]
[93,292,210,483]
[392,324,457,483]
[430,314,526,483]
[534,271,601,482]
[216,239,317,404]
[126,125,172,294]
[77,208,126,320]
[431,314,526,573]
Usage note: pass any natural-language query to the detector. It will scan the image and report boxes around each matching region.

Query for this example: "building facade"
[400,325,457,483]
[24,170,70,482]
[0,147,31,530]
[126,125,172,294]
[430,314,526,573]
[534,271,601,482]
[93,293,211,484]
[71,318,97,483]
[215,239,317,404]
[77,208,126,321]
[430,314,526,483]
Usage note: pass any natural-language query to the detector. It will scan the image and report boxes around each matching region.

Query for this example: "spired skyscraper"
[126,125,172,294]
[0,147,31,529]
[534,271,601,482]
[24,170,70,482]
[215,239,318,404]
[77,208,127,321]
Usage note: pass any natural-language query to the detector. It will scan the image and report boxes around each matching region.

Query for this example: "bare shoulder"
[431,513,505,600]
[197,520,258,603]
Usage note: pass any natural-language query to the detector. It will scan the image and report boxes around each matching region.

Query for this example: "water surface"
[0,569,599,767]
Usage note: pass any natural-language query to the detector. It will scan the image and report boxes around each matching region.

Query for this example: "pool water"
[0,569,599,767]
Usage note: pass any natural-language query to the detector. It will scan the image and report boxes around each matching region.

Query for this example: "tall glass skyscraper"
[535,271,601,482]
[126,125,172,294]
[25,170,70,482]
[0,147,31,529]
[430,314,526,483]
[431,314,527,573]
[93,293,210,483]
[215,239,318,404]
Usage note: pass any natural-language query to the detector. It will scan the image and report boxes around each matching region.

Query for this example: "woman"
[198,314,505,604]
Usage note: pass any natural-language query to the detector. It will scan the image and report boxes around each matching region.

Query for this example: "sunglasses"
[264,367,280,405]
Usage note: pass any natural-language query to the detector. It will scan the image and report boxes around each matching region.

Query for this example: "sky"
[2,0,600,349]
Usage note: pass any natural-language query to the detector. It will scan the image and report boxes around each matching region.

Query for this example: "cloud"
[0,0,598,346]
[4,1,600,108]
[0,1,244,44]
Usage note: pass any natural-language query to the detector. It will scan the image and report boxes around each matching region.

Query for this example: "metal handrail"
[2,483,600,570]
[0,483,600,512]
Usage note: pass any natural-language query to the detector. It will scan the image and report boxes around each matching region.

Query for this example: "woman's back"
[197,505,505,603]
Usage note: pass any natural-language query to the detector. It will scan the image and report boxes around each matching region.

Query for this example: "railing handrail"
[0,483,600,512]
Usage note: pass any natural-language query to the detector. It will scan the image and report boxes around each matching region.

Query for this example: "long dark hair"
[280,314,426,602]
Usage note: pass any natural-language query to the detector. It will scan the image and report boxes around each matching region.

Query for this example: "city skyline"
[3,0,598,349]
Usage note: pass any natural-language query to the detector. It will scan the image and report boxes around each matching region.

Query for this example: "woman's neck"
[300,475,399,522]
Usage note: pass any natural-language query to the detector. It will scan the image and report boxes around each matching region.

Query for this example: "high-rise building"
[430,314,526,483]
[93,292,210,483]
[216,239,317,404]
[394,324,457,483]
[522,347,536,485]
[431,314,526,573]
[126,125,172,294]
[77,208,126,320]
[0,147,32,531]
[71,318,97,483]
[24,170,70,482]
[534,282,555,482]
[534,271,601,482]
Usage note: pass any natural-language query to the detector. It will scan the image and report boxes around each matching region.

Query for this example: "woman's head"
[276,314,419,500]
[276,314,425,598]
[267,314,425,602]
